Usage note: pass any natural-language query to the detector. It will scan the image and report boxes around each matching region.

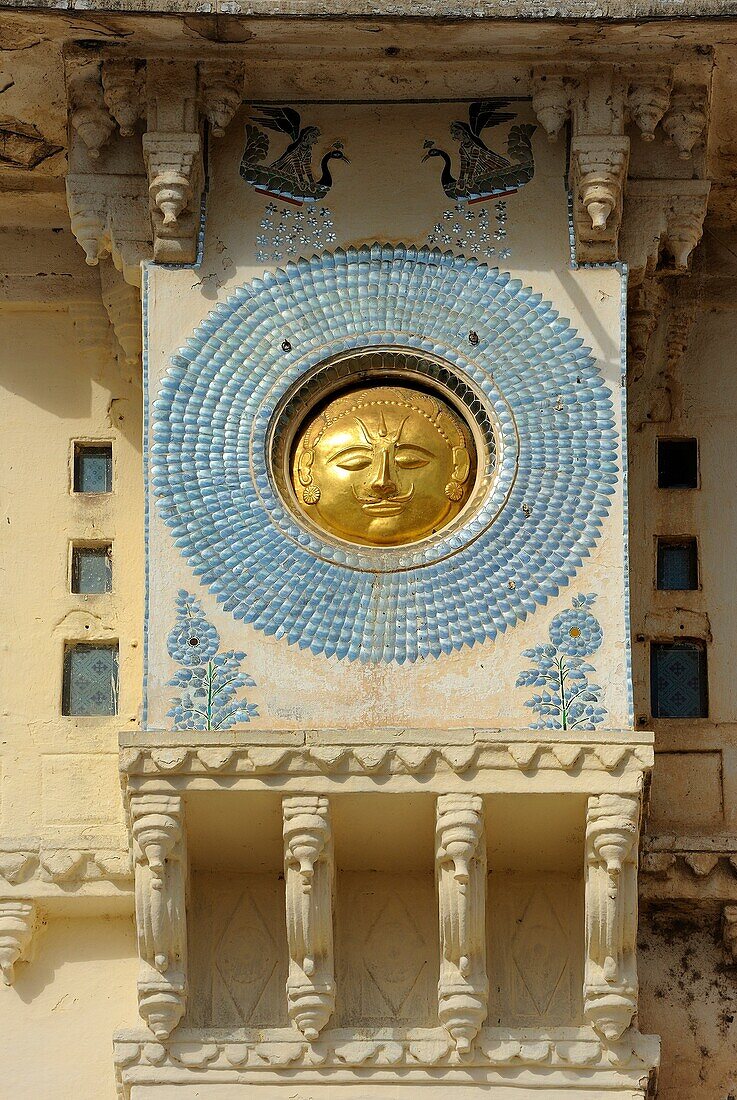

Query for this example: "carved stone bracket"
[68,61,115,161]
[627,75,673,143]
[0,899,36,985]
[131,793,187,1039]
[199,61,244,138]
[436,794,487,1053]
[571,135,629,263]
[621,179,711,283]
[103,60,145,138]
[283,795,335,1040]
[662,84,709,160]
[584,793,640,1042]
[530,68,578,141]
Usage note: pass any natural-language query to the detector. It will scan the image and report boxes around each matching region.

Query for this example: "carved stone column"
[436,794,487,1053]
[131,793,187,1038]
[283,795,335,1040]
[584,793,640,1042]
[0,899,36,985]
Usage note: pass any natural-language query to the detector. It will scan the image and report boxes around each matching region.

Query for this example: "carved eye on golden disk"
[289,383,477,547]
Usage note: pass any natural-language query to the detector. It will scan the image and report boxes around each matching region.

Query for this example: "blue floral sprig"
[516,593,607,731]
[166,590,258,731]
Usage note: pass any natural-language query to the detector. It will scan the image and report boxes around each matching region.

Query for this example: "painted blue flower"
[166,593,258,730]
[516,594,606,731]
[549,598,603,657]
[167,591,220,666]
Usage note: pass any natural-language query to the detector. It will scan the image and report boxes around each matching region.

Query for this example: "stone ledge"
[113,1026,659,1091]
[120,729,653,794]
[0,834,132,899]
[641,833,737,903]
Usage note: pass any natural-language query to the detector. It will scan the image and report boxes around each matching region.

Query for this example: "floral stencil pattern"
[167,590,258,731]
[516,594,607,730]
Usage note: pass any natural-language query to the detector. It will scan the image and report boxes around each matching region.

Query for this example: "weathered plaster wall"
[0,228,143,840]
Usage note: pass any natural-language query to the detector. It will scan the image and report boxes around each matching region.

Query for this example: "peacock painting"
[239,105,349,205]
[422,99,536,203]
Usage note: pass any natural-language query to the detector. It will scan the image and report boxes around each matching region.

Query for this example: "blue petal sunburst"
[151,245,617,664]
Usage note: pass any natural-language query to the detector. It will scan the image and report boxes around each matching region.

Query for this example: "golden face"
[290,384,475,546]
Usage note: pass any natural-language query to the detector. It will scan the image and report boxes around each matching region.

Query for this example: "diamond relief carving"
[362,893,428,1015]
[511,888,569,1016]
[215,888,278,1025]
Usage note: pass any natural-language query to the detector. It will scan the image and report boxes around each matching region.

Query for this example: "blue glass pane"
[74,446,112,493]
[657,541,697,590]
[63,644,118,716]
[72,547,112,594]
[651,642,707,718]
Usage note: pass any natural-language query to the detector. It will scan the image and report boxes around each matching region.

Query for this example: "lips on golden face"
[290,383,475,547]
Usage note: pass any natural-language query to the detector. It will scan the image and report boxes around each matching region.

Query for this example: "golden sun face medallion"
[290,383,477,547]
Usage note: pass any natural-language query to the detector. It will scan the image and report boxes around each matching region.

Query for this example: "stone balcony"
[113,727,658,1098]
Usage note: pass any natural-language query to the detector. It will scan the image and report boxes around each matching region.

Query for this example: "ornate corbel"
[131,793,187,1038]
[627,75,673,143]
[571,136,629,263]
[68,62,115,160]
[621,179,710,280]
[199,61,244,138]
[0,900,36,985]
[627,279,663,369]
[144,59,203,264]
[584,793,640,1042]
[283,796,335,1040]
[662,84,709,160]
[99,259,142,368]
[102,59,145,138]
[567,69,629,264]
[531,68,578,141]
[436,794,487,1053]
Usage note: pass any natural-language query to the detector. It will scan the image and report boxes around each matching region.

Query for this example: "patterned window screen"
[73,444,112,493]
[62,643,119,716]
[650,641,707,718]
[656,539,698,591]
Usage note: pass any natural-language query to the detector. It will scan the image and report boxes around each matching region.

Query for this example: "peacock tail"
[507,123,537,163]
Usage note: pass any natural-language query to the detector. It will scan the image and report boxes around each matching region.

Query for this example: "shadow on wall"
[9,912,136,1004]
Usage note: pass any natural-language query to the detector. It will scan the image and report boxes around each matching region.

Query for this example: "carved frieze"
[131,793,187,1038]
[283,795,335,1039]
[584,793,640,1042]
[436,794,488,1052]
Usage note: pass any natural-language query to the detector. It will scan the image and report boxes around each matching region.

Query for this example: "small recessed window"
[73,443,112,493]
[656,538,698,591]
[62,643,119,716]
[651,640,708,718]
[71,544,112,594]
[657,438,698,489]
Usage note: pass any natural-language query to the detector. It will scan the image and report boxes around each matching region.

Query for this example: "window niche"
[71,543,112,594]
[656,538,698,591]
[73,442,113,493]
[62,642,119,716]
[650,640,708,719]
[657,438,698,489]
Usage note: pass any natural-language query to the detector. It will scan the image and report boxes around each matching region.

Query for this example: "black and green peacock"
[423,100,536,202]
[240,105,349,204]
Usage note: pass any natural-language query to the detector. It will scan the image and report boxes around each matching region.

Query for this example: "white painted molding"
[112,1025,660,1096]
